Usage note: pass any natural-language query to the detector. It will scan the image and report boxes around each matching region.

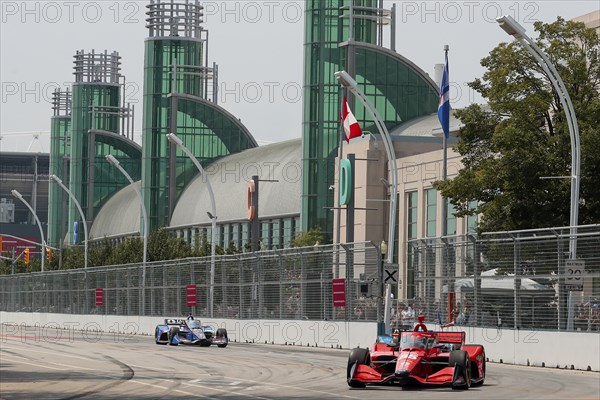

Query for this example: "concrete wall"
[1,312,598,371]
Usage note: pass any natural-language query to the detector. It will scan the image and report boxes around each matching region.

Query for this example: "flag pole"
[335,88,347,279]
[441,44,451,324]
[441,45,449,236]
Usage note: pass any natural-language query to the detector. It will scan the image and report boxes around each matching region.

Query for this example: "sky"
[1,0,598,153]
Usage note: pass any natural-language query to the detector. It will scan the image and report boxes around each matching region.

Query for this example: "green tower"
[48,88,71,248]
[142,0,257,233]
[302,0,440,240]
[66,50,141,245]
[67,50,121,244]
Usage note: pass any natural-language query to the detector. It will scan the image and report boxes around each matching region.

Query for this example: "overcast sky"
[1,1,597,152]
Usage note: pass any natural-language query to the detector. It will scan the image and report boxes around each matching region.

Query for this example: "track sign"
[384,264,399,284]
[95,288,104,306]
[564,260,584,291]
[186,284,197,307]
[332,278,346,307]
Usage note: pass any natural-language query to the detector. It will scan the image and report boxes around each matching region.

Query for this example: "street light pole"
[166,133,218,318]
[50,174,88,269]
[335,70,399,265]
[11,190,46,272]
[106,154,148,314]
[496,15,580,260]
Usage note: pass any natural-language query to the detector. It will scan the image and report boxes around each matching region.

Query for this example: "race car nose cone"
[395,370,409,377]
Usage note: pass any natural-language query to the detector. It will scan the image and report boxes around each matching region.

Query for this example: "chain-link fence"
[1,227,599,332]
[404,225,600,332]
[0,242,382,322]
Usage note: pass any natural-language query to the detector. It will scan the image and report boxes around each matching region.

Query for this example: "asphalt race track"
[1,327,598,399]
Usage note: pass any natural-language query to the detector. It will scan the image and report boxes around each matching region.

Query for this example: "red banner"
[95,288,104,307]
[186,284,197,307]
[332,278,346,307]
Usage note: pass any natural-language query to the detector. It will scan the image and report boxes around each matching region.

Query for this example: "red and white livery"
[347,316,486,390]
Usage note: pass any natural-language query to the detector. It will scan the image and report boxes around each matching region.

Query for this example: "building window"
[272,220,281,249]
[242,223,249,251]
[467,200,478,233]
[426,188,437,237]
[446,199,457,236]
[407,191,418,299]
[283,218,293,247]
[407,191,418,240]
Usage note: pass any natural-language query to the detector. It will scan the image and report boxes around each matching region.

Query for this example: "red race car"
[347,316,485,390]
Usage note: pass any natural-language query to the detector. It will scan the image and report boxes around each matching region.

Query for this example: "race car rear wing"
[436,331,465,344]
[165,319,187,325]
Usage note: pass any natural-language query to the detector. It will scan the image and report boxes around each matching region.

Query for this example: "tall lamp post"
[11,190,46,272]
[166,133,218,318]
[496,15,580,260]
[106,154,148,315]
[335,70,399,265]
[50,174,88,269]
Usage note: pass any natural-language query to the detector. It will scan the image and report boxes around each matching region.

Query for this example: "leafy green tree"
[291,227,324,247]
[108,238,143,265]
[147,228,194,261]
[61,246,85,269]
[434,18,600,232]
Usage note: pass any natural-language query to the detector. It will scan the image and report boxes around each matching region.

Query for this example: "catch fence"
[1,226,599,332]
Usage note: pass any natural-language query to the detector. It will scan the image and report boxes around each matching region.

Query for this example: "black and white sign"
[384,264,398,284]
[564,260,584,291]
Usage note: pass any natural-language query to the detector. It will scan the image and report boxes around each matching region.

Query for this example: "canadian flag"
[341,96,362,142]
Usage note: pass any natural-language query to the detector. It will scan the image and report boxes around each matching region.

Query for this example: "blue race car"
[155,317,228,347]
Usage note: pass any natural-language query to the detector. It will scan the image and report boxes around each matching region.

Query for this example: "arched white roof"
[90,181,141,239]
[170,138,302,226]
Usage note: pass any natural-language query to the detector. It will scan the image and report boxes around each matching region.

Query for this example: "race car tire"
[216,328,228,348]
[450,350,471,390]
[155,327,167,345]
[471,351,486,386]
[168,326,180,345]
[347,347,370,388]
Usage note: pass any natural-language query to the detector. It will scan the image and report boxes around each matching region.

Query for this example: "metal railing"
[0,243,382,322]
[1,226,599,332]
[406,225,600,331]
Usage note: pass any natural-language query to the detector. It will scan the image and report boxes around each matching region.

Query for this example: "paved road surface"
[1,328,598,399]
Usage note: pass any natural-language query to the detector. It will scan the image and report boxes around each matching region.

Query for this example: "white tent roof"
[449,269,549,292]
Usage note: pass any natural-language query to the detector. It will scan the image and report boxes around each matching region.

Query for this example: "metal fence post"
[239,255,244,319]
[341,243,352,321]
[468,234,480,326]
[557,234,565,330]
[299,248,306,320]
[513,233,521,329]
[278,250,283,320]
[258,253,264,319]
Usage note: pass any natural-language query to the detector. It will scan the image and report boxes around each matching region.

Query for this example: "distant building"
[572,10,600,35]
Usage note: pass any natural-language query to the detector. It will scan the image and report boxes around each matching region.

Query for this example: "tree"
[434,18,600,232]
[291,228,324,247]
[147,228,194,261]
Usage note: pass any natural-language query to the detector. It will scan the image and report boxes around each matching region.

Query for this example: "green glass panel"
[301,1,438,241]
[142,38,205,232]
[142,38,256,233]
[67,83,120,244]
[48,116,71,247]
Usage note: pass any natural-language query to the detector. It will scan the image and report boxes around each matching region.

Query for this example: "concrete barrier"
[1,312,598,371]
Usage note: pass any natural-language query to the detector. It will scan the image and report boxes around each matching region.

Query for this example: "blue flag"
[438,53,450,138]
